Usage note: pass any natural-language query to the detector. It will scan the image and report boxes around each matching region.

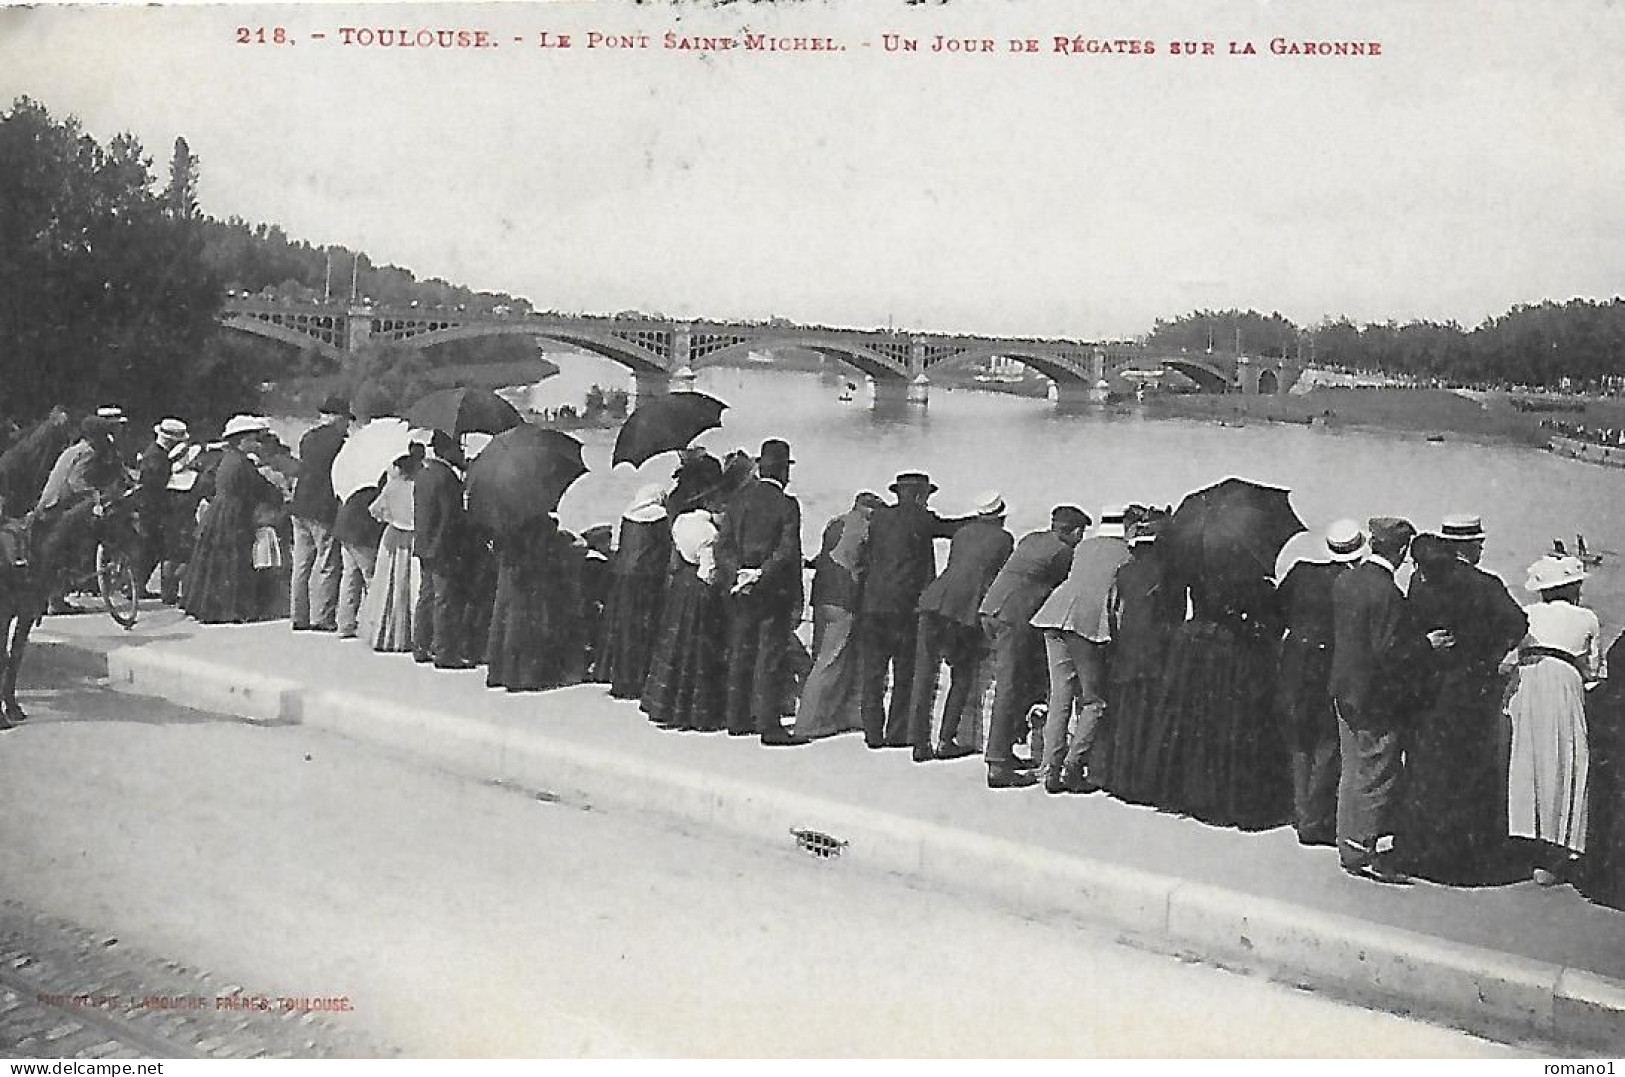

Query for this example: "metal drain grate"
[791,828,849,859]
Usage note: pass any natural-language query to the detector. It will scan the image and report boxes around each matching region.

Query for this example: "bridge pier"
[633,371,672,400]
[1053,380,1095,410]
[907,374,930,406]
[872,378,912,406]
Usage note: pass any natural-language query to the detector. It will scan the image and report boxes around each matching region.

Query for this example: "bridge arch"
[691,336,909,381]
[387,322,672,374]
[922,343,1094,384]
[1257,369,1280,395]
[1162,359,1234,394]
[220,315,344,363]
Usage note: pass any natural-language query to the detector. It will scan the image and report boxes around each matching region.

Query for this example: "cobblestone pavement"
[0,900,394,1059]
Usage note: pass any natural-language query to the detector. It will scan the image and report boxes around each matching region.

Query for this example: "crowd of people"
[1541,418,1625,447]
[3,396,1625,914]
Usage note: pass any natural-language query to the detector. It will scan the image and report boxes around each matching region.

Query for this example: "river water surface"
[533,361,1625,636]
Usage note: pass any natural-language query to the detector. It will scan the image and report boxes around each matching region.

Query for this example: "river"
[537,360,1625,637]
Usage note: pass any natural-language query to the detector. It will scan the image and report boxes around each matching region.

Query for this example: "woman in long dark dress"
[485,514,568,692]
[1395,533,1528,885]
[1145,568,1290,830]
[1093,516,1183,804]
[597,484,671,697]
[183,417,280,625]
[1578,631,1625,909]
[640,467,727,732]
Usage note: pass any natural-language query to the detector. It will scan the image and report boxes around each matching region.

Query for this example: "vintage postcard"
[1,0,1623,1061]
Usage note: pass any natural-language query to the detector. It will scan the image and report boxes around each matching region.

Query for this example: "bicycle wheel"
[96,541,139,628]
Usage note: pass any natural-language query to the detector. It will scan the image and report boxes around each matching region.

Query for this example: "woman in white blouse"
[1507,554,1604,885]
[640,454,728,732]
[358,447,423,654]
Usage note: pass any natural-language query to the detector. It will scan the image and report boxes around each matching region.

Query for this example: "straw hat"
[1525,555,1586,594]
[1325,518,1367,562]
[623,483,668,523]
[1095,504,1128,539]
[1439,513,1486,542]
[973,490,1006,517]
[220,414,270,440]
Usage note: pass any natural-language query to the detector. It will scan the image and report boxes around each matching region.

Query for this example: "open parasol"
[612,391,727,467]
[465,423,587,535]
[407,387,523,436]
[1163,477,1307,588]
[329,417,413,500]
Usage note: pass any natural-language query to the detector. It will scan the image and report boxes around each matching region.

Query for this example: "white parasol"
[330,417,413,500]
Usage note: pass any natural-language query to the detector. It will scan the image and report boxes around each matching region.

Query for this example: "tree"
[165,137,199,220]
[0,97,229,423]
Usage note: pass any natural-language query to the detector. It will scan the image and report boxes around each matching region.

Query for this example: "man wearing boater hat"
[135,418,194,605]
[1276,518,1366,846]
[715,438,807,745]
[856,470,973,749]
[1330,516,1417,884]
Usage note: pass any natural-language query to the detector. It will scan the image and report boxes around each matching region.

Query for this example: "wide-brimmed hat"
[1325,518,1367,562]
[96,405,127,423]
[153,417,189,440]
[319,394,353,418]
[890,471,938,495]
[758,438,794,467]
[1095,504,1128,539]
[1526,555,1587,594]
[1439,513,1486,542]
[221,414,270,440]
[623,483,667,523]
[973,490,1006,517]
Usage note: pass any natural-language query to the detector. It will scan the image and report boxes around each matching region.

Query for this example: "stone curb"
[29,632,1625,1052]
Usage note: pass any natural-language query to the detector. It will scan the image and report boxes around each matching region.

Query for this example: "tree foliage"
[1147,301,1625,389]
[0,96,242,426]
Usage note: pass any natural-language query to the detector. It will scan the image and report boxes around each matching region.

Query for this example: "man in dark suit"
[716,439,806,745]
[857,471,972,749]
[908,491,1014,762]
[1331,516,1419,884]
[289,395,352,632]
[1276,518,1367,845]
[413,431,475,669]
[979,505,1090,787]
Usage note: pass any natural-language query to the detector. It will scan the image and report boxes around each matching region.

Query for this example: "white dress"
[1506,599,1602,852]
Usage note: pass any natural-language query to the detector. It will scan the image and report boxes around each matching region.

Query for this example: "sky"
[2,0,1623,340]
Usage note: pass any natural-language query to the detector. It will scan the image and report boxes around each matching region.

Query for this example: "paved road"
[0,669,1549,1057]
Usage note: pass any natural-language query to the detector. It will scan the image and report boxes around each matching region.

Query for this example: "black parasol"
[465,423,587,535]
[1163,477,1307,588]
[407,387,524,436]
[612,392,727,467]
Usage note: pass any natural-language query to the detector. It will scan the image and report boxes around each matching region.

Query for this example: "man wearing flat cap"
[715,438,806,745]
[978,505,1091,786]
[909,491,1015,762]
[289,395,353,632]
[856,471,975,749]
[1330,515,1418,884]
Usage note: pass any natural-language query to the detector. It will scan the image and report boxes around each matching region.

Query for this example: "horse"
[0,494,123,729]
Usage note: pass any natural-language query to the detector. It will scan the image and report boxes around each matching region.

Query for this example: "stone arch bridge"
[221,297,1297,403]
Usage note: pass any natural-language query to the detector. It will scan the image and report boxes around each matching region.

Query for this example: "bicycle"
[48,487,142,629]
